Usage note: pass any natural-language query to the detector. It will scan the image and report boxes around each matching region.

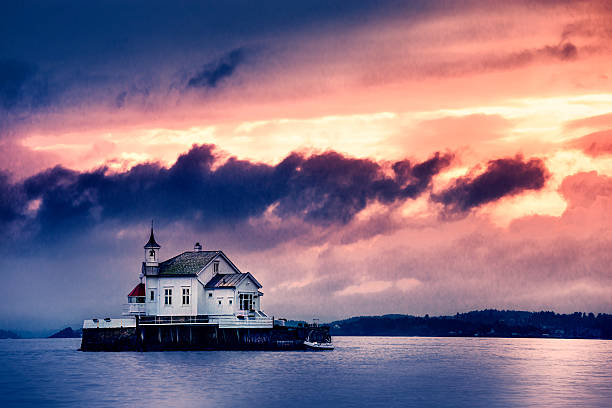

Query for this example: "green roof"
[158,251,219,275]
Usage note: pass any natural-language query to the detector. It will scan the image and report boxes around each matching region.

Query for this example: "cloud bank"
[0,145,458,243]
[433,156,549,215]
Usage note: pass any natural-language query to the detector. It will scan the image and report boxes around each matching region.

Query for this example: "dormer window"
[213,261,219,274]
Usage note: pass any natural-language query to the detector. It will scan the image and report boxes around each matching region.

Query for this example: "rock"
[49,327,82,338]
[0,329,20,339]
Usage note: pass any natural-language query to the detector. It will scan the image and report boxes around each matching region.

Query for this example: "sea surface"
[0,336,610,407]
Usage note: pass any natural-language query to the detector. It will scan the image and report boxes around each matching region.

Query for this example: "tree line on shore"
[328,310,612,339]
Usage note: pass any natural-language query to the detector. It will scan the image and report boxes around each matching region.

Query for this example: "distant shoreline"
[326,310,612,340]
[3,309,611,340]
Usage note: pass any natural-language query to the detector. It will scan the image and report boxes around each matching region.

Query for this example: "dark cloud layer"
[468,40,579,74]
[433,155,549,214]
[188,48,246,89]
[0,145,453,242]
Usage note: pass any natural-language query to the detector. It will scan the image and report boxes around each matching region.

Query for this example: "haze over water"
[1,337,610,408]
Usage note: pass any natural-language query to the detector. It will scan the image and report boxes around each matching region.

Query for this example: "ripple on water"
[0,337,610,408]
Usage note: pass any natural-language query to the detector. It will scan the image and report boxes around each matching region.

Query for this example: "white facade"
[126,233,268,325]
[144,276,198,316]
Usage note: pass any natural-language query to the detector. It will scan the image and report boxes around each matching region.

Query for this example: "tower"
[144,223,161,266]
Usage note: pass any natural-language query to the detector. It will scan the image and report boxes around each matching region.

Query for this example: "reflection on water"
[0,336,610,407]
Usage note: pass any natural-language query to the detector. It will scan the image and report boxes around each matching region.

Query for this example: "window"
[150,290,155,302]
[239,294,253,311]
[164,288,172,305]
[218,300,222,305]
[213,261,219,273]
[149,249,155,260]
[182,288,190,305]
[208,292,213,298]
[229,299,233,305]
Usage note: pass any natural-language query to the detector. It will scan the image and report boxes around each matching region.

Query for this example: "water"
[0,337,610,407]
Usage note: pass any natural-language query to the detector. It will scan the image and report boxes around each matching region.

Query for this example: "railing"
[139,315,211,325]
[138,314,273,328]
[123,303,146,316]
[214,315,273,329]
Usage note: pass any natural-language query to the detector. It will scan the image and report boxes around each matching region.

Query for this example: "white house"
[125,228,271,328]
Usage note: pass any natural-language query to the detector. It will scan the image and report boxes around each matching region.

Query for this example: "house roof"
[158,250,220,275]
[128,283,145,297]
[144,227,160,249]
[205,272,262,289]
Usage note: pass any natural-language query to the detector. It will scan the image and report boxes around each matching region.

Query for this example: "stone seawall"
[81,325,331,351]
[81,327,139,351]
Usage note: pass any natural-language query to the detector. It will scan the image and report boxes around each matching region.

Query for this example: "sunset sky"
[1,0,612,332]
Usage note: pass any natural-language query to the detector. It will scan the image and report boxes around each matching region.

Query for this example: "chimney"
[194,242,202,252]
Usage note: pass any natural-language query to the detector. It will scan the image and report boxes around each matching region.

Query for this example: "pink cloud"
[567,130,612,157]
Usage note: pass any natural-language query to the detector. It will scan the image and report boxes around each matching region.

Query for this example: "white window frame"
[164,288,172,306]
[149,289,156,302]
[239,293,254,311]
[182,287,190,305]
[213,261,219,274]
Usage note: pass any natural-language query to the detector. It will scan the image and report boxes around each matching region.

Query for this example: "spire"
[144,221,160,249]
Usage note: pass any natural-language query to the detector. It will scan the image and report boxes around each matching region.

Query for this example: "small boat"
[304,340,334,350]
[304,331,334,350]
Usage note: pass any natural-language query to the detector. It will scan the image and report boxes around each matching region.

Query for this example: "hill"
[48,327,82,338]
[328,310,612,339]
[0,329,20,339]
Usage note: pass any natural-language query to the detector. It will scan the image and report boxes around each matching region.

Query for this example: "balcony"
[138,314,273,328]
[123,303,146,316]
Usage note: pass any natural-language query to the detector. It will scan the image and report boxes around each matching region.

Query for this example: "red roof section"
[128,283,145,297]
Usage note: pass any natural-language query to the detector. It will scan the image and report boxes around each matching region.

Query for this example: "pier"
[81,317,331,351]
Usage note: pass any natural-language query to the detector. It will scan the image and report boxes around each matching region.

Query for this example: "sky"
[1,0,612,331]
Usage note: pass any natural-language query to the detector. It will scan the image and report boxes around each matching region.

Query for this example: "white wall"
[199,287,235,315]
[145,276,158,316]
[143,253,264,317]
[145,276,197,316]
[198,254,240,284]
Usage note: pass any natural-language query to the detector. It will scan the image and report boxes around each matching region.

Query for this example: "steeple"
[144,222,160,265]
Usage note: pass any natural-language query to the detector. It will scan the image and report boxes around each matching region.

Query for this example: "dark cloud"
[404,39,581,81]
[543,42,578,60]
[1,145,452,243]
[188,48,246,89]
[275,151,453,224]
[478,40,578,72]
[0,171,26,223]
[432,155,549,215]
[115,91,127,108]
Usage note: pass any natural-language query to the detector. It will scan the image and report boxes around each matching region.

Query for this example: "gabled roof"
[128,283,145,297]
[205,272,262,289]
[158,250,220,275]
[144,227,160,249]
